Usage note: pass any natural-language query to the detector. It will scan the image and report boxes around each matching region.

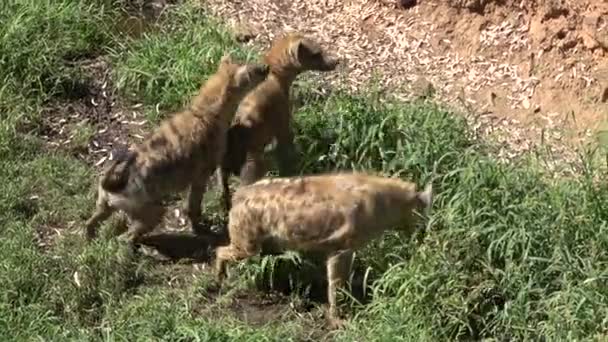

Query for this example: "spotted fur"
[214,172,433,327]
[84,54,270,243]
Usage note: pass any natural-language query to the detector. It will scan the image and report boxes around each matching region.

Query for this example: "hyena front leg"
[214,242,261,284]
[183,174,210,233]
[216,167,231,214]
[215,221,262,283]
[326,249,355,329]
[239,149,269,186]
[274,126,298,177]
[84,185,115,241]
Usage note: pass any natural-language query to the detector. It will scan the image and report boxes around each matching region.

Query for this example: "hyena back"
[84,54,269,243]
[215,172,433,327]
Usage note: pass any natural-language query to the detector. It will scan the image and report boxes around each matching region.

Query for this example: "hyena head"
[400,182,433,235]
[216,53,270,97]
[264,33,340,74]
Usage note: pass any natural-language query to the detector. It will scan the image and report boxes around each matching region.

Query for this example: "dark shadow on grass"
[137,229,227,263]
[136,215,376,316]
[136,215,230,262]
[253,250,378,310]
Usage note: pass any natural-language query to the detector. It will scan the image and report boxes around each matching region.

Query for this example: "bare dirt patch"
[205,0,608,172]
[19,56,151,166]
[192,287,337,340]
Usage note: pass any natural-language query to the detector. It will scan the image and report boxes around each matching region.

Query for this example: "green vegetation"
[1,0,607,340]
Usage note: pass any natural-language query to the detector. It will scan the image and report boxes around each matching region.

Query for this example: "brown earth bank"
[205,0,608,169]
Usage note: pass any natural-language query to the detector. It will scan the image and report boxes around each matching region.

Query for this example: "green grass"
[1,0,607,340]
[110,4,260,120]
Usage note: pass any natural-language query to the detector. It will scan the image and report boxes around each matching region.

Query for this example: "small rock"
[488,91,497,107]
[235,31,255,43]
[582,12,608,50]
[581,32,600,50]
[596,32,608,51]
[582,13,600,31]
[542,0,568,21]
[464,0,488,13]
[398,0,417,9]
[558,37,579,51]
[528,52,536,76]
[563,57,576,69]
[522,97,531,109]
[233,23,256,43]
[533,105,541,113]
[555,28,567,40]
[593,48,605,58]
[411,77,436,99]
[601,86,608,103]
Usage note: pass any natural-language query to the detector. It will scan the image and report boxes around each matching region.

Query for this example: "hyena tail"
[100,149,137,193]
[418,183,433,208]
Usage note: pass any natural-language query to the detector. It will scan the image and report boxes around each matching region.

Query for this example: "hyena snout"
[321,55,340,71]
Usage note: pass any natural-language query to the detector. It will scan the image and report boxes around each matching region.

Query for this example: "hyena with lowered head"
[216,33,340,213]
[84,54,270,243]
[214,172,433,328]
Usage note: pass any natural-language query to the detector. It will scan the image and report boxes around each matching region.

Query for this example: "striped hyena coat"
[214,172,433,328]
[217,33,340,212]
[84,55,270,243]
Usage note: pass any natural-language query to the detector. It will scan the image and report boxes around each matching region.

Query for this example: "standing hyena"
[216,33,340,213]
[214,172,433,328]
[83,54,270,243]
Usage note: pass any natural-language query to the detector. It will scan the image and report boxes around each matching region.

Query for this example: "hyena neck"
[269,68,299,92]
[189,88,233,120]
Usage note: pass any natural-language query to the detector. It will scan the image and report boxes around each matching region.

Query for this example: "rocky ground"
[204,0,608,172]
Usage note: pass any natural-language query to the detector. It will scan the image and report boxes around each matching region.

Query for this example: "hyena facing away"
[84,54,270,243]
[214,172,433,328]
[217,33,340,213]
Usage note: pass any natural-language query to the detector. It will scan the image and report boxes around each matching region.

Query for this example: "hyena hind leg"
[326,249,355,329]
[274,137,298,177]
[239,151,269,186]
[126,203,166,245]
[183,175,210,234]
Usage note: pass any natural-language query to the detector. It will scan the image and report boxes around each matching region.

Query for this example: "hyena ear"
[417,183,433,210]
[220,53,234,65]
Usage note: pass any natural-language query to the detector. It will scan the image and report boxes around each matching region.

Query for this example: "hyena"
[214,172,433,328]
[216,33,340,212]
[84,54,270,243]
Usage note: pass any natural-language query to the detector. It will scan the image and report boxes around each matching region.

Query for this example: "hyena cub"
[217,33,340,212]
[84,54,270,243]
[214,172,433,328]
